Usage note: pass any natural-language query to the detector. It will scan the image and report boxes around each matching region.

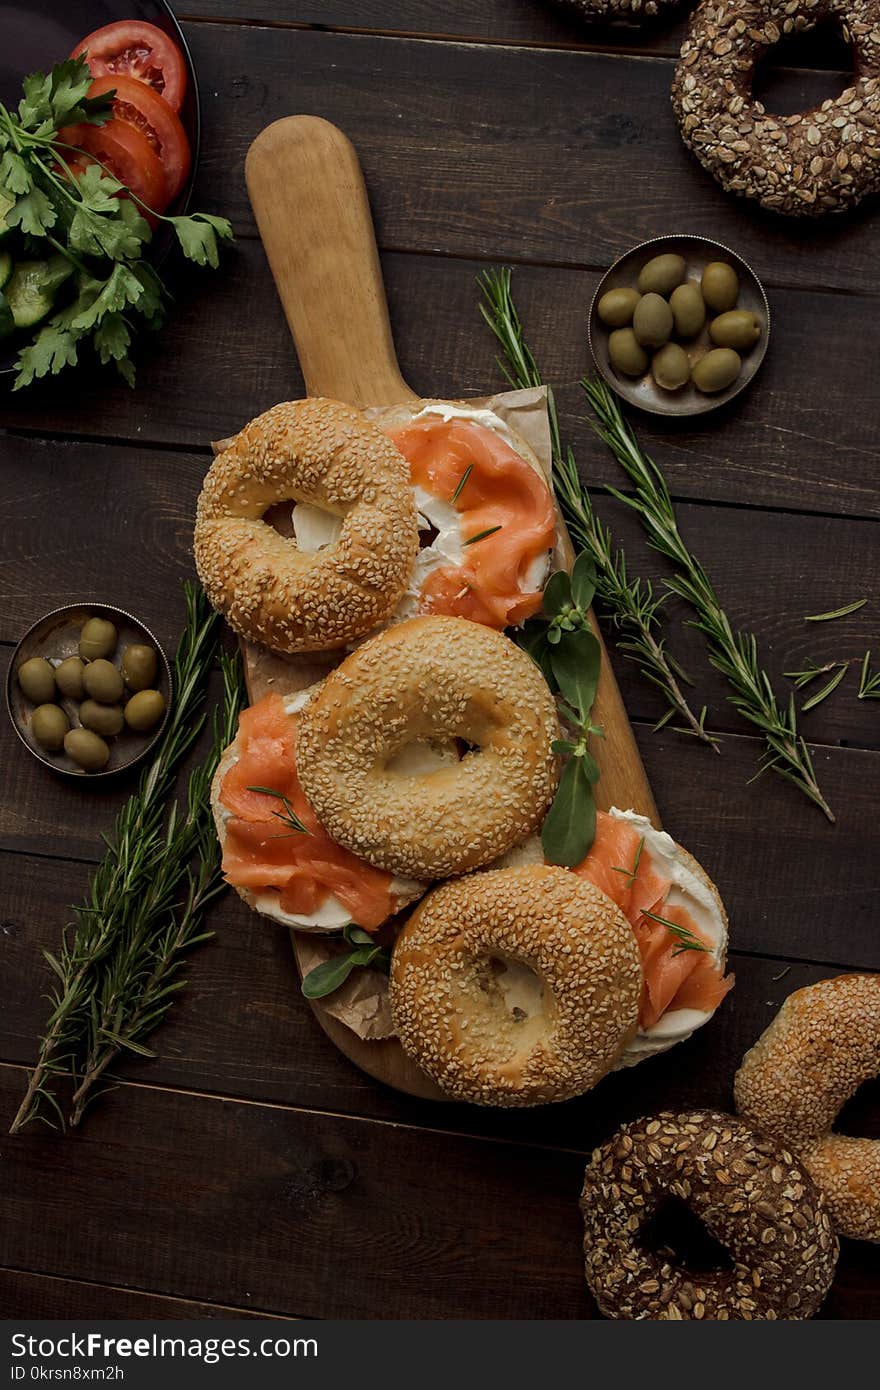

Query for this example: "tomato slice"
[60,118,169,218]
[71,20,187,113]
[84,74,190,206]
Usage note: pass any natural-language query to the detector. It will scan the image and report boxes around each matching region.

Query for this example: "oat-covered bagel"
[556,0,679,19]
[389,866,642,1107]
[673,0,880,216]
[735,974,880,1241]
[580,1110,838,1319]
[295,616,560,879]
[193,397,419,653]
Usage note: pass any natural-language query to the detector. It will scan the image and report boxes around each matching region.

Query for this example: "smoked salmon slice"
[573,811,733,1030]
[389,415,556,628]
[219,693,398,930]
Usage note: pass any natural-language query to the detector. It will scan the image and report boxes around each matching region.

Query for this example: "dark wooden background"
[1,1,878,1320]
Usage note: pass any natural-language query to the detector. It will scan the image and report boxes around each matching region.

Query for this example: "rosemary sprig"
[611,834,645,888]
[450,464,473,505]
[246,785,310,837]
[784,659,845,690]
[640,907,709,955]
[464,524,503,546]
[67,651,246,1127]
[478,267,717,751]
[805,599,867,623]
[800,663,848,713]
[10,584,226,1134]
[583,378,834,822]
[858,651,880,700]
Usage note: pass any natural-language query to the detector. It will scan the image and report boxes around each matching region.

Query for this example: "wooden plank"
[156,26,878,296]
[0,432,876,749]
[1,846,877,1151]
[0,1065,876,1318]
[4,248,880,523]
[0,1267,279,1319]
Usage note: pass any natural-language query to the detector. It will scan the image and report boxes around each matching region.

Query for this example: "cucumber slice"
[0,250,12,291]
[0,188,13,238]
[0,290,13,339]
[5,255,74,330]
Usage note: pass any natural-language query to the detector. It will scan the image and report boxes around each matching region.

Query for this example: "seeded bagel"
[735,974,880,1241]
[193,397,419,653]
[390,866,642,1106]
[295,616,560,879]
[581,1110,838,1319]
[673,0,880,216]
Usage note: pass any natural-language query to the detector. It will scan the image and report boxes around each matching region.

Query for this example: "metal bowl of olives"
[588,234,770,418]
[6,603,172,780]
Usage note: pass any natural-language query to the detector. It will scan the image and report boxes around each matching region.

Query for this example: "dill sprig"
[583,378,834,822]
[478,267,717,751]
[10,584,232,1134]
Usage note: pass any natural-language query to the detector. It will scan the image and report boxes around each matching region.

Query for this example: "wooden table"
[1,2,878,1321]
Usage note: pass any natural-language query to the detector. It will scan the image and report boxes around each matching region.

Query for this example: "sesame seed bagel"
[735,974,880,1241]
[193,398,419,653]
[581,1110,838,1319]
[295,616,560,879]
[389,866,642,1107]
[673,0,880,217]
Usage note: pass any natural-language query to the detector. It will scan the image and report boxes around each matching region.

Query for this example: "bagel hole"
[639,1199,734,1274]
[752,21,854,115]
[261,500,346,551]
[385,738,461,776]
[480,954,545,1026]
[835,1077,880,1139]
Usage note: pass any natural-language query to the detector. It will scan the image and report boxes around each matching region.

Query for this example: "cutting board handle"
[245,116,418,409]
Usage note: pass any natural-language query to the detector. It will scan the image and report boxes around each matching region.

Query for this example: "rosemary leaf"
[450,464,472,505]
[464,524,502,546]
[805,599,867,623]
[478,267,718,751]
[858,650,880,700]
[582,377,834,822]
[800,663,848,712]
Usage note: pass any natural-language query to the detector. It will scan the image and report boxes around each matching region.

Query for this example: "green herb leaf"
[550,628,602,725]
[464,524,502,547]
[343,924,375,948]
[541,756,595,867]
[6,185,56,236]
[805,599,867,623]
[71,263,143,332]
[13,324,79,390]
[611,835,645,888]
[450,464,472,505]
[542,568,571,617]
[640,907,709,953]
[301,943,384,999]
[858,650,880,700]
[169,213,234,270]
[246,785,310,836]
[0,149,32,195]
[801,662,847,712]
[570,550,597,611]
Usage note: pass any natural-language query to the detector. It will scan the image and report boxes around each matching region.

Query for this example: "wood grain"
[0,1267,280,1319]
[0,1065,876,1318]
[6,244,880,523]
[164,26,880,295]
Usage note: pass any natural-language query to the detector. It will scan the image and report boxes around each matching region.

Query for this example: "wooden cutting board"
[243,115,659,1100]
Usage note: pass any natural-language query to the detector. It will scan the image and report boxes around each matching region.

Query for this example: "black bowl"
[0,0,200,374]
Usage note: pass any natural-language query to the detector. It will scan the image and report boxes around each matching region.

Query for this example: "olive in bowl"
[7,603,172,780]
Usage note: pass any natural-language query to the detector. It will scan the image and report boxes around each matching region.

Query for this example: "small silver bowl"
[6,603,172,780]
[588,234,771,417]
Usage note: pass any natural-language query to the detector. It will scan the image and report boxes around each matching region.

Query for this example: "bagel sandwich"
[211,687,427,933]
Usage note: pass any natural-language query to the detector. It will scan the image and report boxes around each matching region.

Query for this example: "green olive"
[31,703,69,751]
[17,657,56,704]
[709,309,762,351]
[124,688,167,733]
[121,643,158,692]
[701,261,739,314]
[652,343,691,391]
[637,253,686,297]
[82,658,124,704]
[78,617,118,662]
[633,293,673,350]
[79,699,125,737]
[669,283,706,339]
[64,728,110,772]
[597,287,641,329]
[692,348,742,394]
[54,656,86,700]
[608,327,649,377]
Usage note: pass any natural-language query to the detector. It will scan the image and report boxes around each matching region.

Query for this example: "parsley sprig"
[0,57,233,390]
